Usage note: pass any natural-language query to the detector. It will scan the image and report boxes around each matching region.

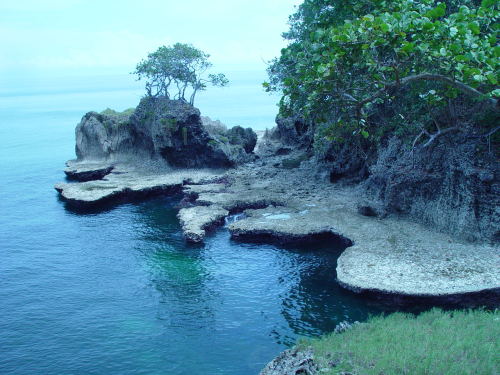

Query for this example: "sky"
[0,0,302,78]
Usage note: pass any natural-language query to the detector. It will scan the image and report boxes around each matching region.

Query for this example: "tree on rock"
[134,43,229,105]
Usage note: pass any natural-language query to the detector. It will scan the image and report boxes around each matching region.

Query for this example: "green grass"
[301,309,499,375]
[100,107,135,127]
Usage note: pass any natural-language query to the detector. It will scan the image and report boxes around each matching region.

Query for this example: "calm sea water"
[1,71,391,375]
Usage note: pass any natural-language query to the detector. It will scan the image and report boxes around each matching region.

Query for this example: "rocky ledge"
[56,161,223,208]
[56,149,499,303]
[55,99,499,304]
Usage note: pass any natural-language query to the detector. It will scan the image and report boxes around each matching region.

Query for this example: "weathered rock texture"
[269,115,312,148]
[57,99,500,305]
[259,348,317,375]
[360,136,499,243]
[75,97,256,168]
[55,139,499,303]
[268,114,499,243]
[56,163,222,208]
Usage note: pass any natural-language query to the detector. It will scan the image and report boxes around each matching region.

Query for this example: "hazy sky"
[0,0,301,77]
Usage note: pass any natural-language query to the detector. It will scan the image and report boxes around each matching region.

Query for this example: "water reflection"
[278,245,381,340]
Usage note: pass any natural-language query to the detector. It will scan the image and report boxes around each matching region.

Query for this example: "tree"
[265,0,499,148]
[134,43,229,105]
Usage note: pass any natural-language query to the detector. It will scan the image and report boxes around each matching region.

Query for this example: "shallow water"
[1,72,396,375]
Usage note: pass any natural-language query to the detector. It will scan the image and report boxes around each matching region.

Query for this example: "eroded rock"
[64,160,114,181]
[178,205,229,243]
[55,163,223,208]
[75,97,257,168]
[259,347,318,375]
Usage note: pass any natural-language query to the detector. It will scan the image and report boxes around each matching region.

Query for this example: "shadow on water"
[129,197,219,329]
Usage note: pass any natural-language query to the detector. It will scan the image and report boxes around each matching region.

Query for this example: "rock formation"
[74,97,257,169]
[56,98,499,306]
[266,114,499,244]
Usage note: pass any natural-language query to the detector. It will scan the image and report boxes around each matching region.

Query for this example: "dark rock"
[361,137,500,242]
[226,125,257,153]
[274,147,293,156]
[259,348,318,375]
[358,206,378,217]
[65,166,114,182]
[269,115,313,148]
[303,129,499,242]
[357,201,385,217]
[74,97,255,168]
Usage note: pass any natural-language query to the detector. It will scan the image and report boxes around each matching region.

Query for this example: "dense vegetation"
[302,308,499,375]
[266,0,499,152]
[134,43,228,105]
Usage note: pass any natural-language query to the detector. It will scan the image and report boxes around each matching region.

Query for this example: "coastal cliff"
[267,116,499,244]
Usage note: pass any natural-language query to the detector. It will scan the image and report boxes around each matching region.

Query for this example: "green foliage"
[134,43,228,105]
[302,308,499,375]
[100,107,135,118]
[266,0,499,147]
[99,107,135,127]
[207,139,219,147]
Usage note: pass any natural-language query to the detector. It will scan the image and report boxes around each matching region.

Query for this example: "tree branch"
[355,73,498,113]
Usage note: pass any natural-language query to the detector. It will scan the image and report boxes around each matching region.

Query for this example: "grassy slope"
[301,309,499,375]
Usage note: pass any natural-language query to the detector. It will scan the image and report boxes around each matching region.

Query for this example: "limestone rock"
[74,97,256,168]
[259,348,318,375]
[177,205,229,243]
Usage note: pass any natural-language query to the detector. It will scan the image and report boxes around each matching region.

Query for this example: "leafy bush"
[266,0,499,149]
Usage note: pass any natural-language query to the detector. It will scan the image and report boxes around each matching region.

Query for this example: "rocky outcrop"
[228,206,353,246]
[178,205,229,243]
[360,136,499,243]
[75,97,257,168]
[64,161,114,181]
[269,115,312,148]
[269,111,499,244]
[55,143,500,304]
[55,163,222,208]
[226,126,257,153]
[259,348,317,375]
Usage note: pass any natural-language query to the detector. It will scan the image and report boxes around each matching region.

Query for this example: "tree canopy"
[134,43,228,105]
[265,0,499,148]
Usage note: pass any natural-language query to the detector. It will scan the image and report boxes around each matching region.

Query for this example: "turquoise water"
[1,72,391,375]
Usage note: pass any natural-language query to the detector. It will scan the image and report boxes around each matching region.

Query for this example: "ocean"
[0,70,388,375]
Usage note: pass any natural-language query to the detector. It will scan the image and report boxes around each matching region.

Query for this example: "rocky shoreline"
[55,97,499,374]
[55,97,499,304]
[55,147,500,305]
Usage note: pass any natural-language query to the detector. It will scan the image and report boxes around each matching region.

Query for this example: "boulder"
[226,126,257,153]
